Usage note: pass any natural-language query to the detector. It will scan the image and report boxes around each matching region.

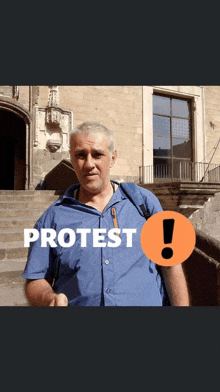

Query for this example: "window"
[153,94,192,180]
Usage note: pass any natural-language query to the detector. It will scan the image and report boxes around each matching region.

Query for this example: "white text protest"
[24,228,137,248]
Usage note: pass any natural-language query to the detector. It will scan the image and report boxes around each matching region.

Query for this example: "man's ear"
[110,150,117,168]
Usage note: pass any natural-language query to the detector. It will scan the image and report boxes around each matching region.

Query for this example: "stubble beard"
[80,170,111,195]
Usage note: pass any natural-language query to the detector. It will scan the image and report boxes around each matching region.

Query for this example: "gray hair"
[69,121,114,153]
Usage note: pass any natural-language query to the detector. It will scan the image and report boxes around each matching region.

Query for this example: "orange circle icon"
[140,211,196,267]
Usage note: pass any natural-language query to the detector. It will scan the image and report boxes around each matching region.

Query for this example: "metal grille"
[139,162,220,183]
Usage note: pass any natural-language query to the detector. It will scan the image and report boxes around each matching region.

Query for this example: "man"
[22,121,189,306]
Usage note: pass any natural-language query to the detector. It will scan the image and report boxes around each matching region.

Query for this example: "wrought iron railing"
[139,162,220,184]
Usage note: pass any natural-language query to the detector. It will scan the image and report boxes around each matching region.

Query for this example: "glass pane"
[153,95,170,115]
[153,115,170,137]
[172,138,191,159]
[154,157,171,165]
[172,137,188,146]
[172,98,190,118]
[153,136,171,157]
[172,118,190,139]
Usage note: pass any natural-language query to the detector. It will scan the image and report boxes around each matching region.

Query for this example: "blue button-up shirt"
[22,182,166,306]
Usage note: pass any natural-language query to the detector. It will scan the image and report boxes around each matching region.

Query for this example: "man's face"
[70,131,117,193]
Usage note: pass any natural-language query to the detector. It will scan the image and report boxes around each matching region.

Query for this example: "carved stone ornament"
[46,107,61,127]
[46,86,61,127]
[34,86,73,151]
[46,139,62,153]
[48,85,59,107]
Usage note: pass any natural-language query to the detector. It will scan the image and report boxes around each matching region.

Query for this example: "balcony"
[139,161,220,184]
[138,162,220,218]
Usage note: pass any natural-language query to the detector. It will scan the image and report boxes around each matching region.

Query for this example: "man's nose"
[84,154,95,169]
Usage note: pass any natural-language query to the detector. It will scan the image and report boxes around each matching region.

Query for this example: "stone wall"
[204,86,220,165]
[33,86,143,187]
[182,228,220,306]
[0,86,13,98]
[189,191,220,242]
[33,150,70,188]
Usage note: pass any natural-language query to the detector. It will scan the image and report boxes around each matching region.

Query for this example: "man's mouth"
[84,173,98,177]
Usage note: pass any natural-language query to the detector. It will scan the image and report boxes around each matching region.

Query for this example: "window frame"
[153,92,193,180]
[153,92,192,161]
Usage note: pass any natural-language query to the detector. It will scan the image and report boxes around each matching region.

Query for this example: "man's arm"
[25,278,68,307]
[160,264,190,306]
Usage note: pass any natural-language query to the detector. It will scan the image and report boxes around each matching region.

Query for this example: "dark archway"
[0,109,26,189]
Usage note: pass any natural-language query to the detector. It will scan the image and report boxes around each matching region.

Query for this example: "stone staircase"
[0,190,60,306]
[141,182,220,217]
[189,191,220,242]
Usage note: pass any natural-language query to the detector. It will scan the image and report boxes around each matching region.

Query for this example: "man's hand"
[49,293,68,306]
[25,278,68,307]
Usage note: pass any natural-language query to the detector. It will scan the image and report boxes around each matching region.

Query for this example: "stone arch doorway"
[0,109,26,190]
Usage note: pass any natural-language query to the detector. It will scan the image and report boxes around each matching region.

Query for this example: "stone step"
[0,218,37,228]
[0,201,56,209]
[0,259,27,273]
[0,190,57,195]
[0,190,61,305]
[0,283,29,306]
[0,270,29,306]
[0,263,27,307]
[0,270,25,283]
[0,194,59,201]
[0,247,28,261]
[0,209,44,218]
[0,241,24,248]
[0,229,25,243]
[0,242,28,263]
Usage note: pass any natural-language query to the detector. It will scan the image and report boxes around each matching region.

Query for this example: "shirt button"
[106,289,111,293]
[105,260,109,265]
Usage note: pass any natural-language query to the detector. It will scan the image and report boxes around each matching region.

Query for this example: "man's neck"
[78,181,114,212]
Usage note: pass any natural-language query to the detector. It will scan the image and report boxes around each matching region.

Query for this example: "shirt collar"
[57,181,127,205]
[56,184,80,205]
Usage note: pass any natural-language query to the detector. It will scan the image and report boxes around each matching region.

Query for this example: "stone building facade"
[0,85,220,190]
